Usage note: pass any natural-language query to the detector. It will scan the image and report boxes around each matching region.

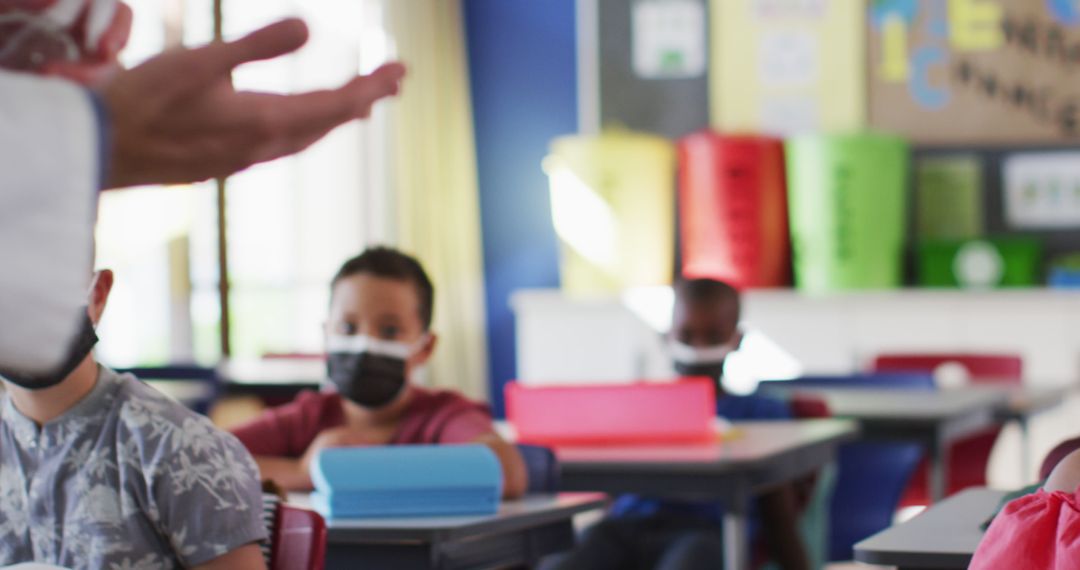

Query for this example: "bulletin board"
[587,0,1080,283]
[596,0,711,139]
[869,0,1080,145]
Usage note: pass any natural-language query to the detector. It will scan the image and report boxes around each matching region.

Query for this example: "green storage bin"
[785,133,909,292]
[918,238,1041,288]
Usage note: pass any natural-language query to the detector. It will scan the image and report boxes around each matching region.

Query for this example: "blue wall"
[463,1,577,417]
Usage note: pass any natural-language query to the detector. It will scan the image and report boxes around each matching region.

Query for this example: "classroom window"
[95,0,395,366]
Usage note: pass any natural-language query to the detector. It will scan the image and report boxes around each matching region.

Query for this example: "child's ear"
[417,333,438,363]
[88,269,114,325]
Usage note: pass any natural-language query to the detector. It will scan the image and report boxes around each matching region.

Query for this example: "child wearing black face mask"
[230,247,528,499]
[542,278,815,570]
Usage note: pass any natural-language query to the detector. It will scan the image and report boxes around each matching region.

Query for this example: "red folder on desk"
[505,379,716,446]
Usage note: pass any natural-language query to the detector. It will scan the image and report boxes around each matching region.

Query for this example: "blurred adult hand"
[97,18,406,189]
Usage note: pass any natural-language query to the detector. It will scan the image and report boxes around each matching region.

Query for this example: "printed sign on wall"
[869,0,1080,144]
[710,0,865,135]
[1003,151,1080,229]
[632,0,707,79]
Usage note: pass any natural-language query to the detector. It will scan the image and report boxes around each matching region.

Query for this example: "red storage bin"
[505,379,717,446]
[677,132,790,288]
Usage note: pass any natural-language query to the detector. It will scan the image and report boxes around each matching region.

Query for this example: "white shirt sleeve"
[0,71,98,373]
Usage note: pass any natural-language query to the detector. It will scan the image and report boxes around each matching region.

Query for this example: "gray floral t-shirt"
[0,366,267,569]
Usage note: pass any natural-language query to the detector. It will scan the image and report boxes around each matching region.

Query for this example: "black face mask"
[0,311,98,390]
[327,351,407,409]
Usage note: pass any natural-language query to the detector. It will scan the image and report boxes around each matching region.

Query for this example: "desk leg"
[1018,415,1032,483]
[723,494,750,570]
[930,434,950,503]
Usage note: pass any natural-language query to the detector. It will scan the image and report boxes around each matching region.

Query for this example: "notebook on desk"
[310,444,502,519]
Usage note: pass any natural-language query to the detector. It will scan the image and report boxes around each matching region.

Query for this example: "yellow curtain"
[385,0,490,400]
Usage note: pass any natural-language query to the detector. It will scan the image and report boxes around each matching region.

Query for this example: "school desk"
[995,385,1069,478]
[854,487,1006,569]
[757,387,1007,503]
[286,492,606,569]
[550,419,858,570]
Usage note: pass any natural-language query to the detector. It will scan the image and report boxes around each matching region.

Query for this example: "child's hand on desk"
[300,427,374,476]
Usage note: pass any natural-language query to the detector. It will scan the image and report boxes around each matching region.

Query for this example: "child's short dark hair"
[674,278,741,317]
[332,246,435,329]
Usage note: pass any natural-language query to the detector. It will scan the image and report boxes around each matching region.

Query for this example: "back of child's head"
[672,278,742,346]
[674,278,741,314]
[332,246,435,330]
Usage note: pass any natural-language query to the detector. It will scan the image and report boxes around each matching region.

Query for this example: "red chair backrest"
[872,353,1022,384]
[272,503,327,570]
[790,393,831,419]
[875,353,1023,505]
[1040,436,1080,480]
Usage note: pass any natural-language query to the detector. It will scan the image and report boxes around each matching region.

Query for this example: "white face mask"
[666,338,738,365]
[325,334,425,359]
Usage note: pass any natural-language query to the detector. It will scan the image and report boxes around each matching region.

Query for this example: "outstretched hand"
[98,18,406,189]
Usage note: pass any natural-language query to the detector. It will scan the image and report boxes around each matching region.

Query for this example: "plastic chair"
[116,365,219,414]
[872,353,1023,505]
[712,392,830,568]
[873,353,1022,382]
[760,372,937,392]
[789,393,831,419]
[1040,435,1080,480]
[760,374,930,561]
[828,441,924,560]
[785,393,833,570]
[271,503,327,570]
[517,444,560,494]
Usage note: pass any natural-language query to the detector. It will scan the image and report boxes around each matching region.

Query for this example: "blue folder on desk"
[310,444,503,519]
